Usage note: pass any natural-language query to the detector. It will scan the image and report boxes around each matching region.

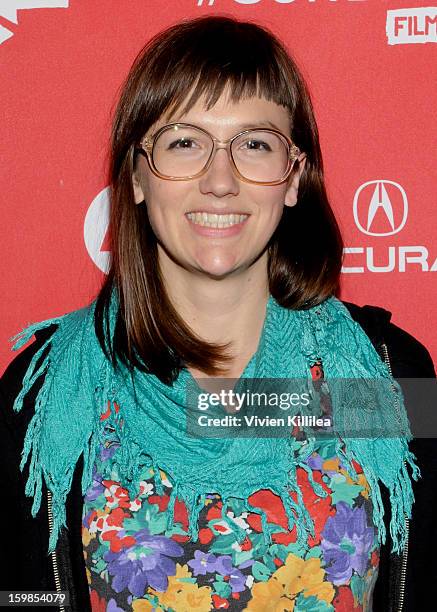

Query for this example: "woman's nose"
[198,147,240,198]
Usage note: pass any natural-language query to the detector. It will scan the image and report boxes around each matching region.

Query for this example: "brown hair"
[94,15,344,384]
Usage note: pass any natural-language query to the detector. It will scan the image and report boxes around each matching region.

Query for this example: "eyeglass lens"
[152,125,290,182]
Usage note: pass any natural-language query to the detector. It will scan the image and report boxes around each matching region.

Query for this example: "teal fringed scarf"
[11,293,419,555]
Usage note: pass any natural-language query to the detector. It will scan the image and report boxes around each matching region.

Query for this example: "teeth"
[186,212,248,228]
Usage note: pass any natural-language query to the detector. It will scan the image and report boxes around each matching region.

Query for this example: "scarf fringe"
[11,326,56,521]
[10,316,63,352]
[10,316,99,554]
[340,439,419,555]
[10,328,63,553]
[11,324,57,414]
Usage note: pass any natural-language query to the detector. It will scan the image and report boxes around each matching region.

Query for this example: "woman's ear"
[132,171,146,205]
[284,154,307,208]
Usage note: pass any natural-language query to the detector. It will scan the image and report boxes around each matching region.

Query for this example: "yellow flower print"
[82,527,94,547]
[295,557,335,602]
[356,473,370,499]
[246,554,334,611]
[132,598,162,611]
[322,458,340,472]
[149,563,212,611]
[245,577,295,611]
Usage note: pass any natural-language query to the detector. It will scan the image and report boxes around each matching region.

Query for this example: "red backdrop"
[1,0,436,372]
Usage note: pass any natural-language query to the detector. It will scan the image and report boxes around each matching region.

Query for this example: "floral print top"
[82,363,380,611]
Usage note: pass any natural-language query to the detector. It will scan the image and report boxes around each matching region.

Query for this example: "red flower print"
[246,513,262,532]
[292,468,334,546]
[171,534,190,543]
[112,485,131,508]
[246,471,334,546]
[173,498,189,531]
[310,362,324,380]
[100,401,112,421]
[102,479,117,488]
[106,507,129,527]
[102,530,136,553]
[206,501,223,520]
[213,523,230,534]
[351,458,364,474]
[248,490,289,530]
[89,589,107,612]
[198,527,214,544]
[148,494,170,512]
[212,594,229,609]
[272,529,296,545]
[333,586,363,611]
[239,536,252,551]
[297,466,332,500]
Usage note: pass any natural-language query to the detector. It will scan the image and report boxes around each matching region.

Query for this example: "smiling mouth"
[185,212,249,229]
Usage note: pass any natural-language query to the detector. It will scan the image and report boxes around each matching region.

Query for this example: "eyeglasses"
[136,123,302,185]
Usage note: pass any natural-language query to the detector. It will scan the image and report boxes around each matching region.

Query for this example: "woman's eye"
[243,140,272,152]
[168,138,197,150]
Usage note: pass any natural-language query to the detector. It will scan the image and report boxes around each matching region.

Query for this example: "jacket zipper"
[381,342,409,612]
[47,490,66,612]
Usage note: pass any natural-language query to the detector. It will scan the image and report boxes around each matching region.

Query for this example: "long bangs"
[138,18,297,133]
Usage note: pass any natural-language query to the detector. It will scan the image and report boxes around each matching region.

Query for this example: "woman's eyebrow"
[170,119,283,131]
[237,121,281,131]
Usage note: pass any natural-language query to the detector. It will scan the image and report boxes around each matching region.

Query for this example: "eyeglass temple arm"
[289,143,301,160]
[140,137,153,155]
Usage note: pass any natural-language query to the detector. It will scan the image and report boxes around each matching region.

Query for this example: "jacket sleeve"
[385,321,436,611]
[343,301,436,611]
[383,320,436,378]
[0,327,57,590]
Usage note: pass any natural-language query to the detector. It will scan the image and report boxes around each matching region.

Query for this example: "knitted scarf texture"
[11,293,419,554]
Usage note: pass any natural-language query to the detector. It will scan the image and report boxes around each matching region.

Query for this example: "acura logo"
[353,180,408,237]
[84,187,111,273]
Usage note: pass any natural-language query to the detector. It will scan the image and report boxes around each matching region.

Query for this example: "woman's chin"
[192,258,241,279]
[188,249,241,277]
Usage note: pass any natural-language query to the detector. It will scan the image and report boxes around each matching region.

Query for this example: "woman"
[1,16,435,612]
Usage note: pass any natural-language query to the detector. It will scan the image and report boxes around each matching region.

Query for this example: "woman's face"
[132,92,306,279]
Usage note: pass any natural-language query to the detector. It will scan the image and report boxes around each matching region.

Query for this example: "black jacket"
[0,301,435,612]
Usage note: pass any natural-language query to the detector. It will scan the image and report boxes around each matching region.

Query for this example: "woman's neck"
[159,252,270,375]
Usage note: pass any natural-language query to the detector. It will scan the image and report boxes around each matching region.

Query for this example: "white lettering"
[342,246,436,273]
[367,246,396,273]
[342,247,365,273]
[398,246,429,272]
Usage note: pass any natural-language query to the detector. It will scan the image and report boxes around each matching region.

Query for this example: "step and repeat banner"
[1,0,436,372]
